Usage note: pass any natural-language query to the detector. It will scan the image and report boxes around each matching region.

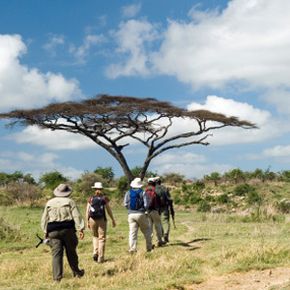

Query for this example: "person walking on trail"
[154,176,174,243]
[145,177,165,247]
[41,183,85,282]
[86,182,116,263]
[123,177,152,253]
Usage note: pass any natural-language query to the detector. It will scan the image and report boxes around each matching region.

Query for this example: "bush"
[233,184,255,196]
[277,199,290,213]
[0,217,21,241]
[217,193,230,204]
[117,176,129,196]
[0,182,42,206]
[247,190,262,205]
[197,200,211,212]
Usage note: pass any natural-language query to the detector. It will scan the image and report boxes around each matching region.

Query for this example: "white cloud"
[106,20,158,78]
[153,0,290,89]
[151,152,231,178]
[263,145,290,158]
[121,3,141,18]
[9,125,96,150]
[0,34,81,112]
[0,151,83,180]
[69,34,106,64]
[263,88,290,114]
[108,0,290,113]
[186,95,288,145]
[43,34,65,56]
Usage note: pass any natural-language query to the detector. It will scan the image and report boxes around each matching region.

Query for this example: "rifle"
[35,233,50,248]
[169,200,176,229]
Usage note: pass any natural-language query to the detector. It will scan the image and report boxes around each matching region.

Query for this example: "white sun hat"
[130,177,143,188]
[91,182,103,189]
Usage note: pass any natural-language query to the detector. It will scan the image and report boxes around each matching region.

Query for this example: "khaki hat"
[91,182,103,189]
[130,177,143,188]
[53,184,72,197]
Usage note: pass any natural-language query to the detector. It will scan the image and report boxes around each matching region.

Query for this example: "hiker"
[123,177,152,253]
[146,177,165,247]
[155,176,174,243]
[41,183,85,282]
[86,182,116,263]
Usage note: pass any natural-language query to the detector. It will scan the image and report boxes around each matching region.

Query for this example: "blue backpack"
[129,188,144,210]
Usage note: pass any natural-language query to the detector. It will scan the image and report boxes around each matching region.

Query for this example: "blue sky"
[1,0,290,180]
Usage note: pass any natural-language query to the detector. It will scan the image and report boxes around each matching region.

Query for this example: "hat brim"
[130,182,143,188]
[91,186,103,189]
[53,189,72,197]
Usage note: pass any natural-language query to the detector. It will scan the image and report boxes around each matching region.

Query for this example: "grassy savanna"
[1,204,290,290]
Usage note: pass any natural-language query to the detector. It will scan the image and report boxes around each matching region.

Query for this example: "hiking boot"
[73,269,85,278]
[54,278,61,283]
[164,236,169,243]
[157,241,166,247]
[129,250,137,255]
[93,254,98,262]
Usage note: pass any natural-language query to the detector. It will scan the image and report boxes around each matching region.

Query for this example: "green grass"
[1,205,290,289]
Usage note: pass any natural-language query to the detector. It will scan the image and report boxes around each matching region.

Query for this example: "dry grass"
[1,206,290,289]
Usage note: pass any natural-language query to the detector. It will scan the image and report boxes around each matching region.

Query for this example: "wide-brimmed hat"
[53,184,72,197]
[130,177,143,188]
[91,182,103,189]
[147,177,156,183]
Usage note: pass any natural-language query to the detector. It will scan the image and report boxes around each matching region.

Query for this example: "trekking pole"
[35,234,50,248]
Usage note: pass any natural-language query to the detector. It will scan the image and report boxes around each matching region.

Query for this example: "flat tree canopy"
[0,95,256,180]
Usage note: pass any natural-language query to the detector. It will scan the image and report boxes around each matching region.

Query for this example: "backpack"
[89,196,106,219]
[155,185,169,208]
[145,185,160,210]
[129,188,144,210]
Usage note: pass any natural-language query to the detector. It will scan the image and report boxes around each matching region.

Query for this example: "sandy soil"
[188,267,290,290]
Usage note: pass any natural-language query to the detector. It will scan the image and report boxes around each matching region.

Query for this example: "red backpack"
[145,185,160,210]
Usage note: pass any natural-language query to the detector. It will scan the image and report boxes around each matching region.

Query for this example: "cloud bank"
[0,34,81,112]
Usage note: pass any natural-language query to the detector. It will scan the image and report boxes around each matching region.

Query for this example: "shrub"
[1,182,42,206]
[247,190,262,205]
[117,176,129,196]
[276,199,290,213]
[0,217,21,241]
[233,184,255,196]
[197,200,211,212]
[217,193,230,204]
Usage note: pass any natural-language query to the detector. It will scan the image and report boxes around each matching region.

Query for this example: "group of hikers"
[40,176,174,282]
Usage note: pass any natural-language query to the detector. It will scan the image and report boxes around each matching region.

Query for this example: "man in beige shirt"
[41,183,85,282]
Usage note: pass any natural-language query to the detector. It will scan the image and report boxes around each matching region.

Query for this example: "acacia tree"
[0,95,256,181]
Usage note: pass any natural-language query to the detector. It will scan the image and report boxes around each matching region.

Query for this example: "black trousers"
[48,228,80,280]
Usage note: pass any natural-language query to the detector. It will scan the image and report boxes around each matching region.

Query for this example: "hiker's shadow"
[169,238,211,251]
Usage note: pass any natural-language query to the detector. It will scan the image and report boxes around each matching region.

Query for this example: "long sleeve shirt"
[41,196,85,233]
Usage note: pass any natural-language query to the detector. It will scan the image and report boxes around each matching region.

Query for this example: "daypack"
[145,185,160,210]
[155,185,169,208]
[129,188,144,210]
[89,196,106,219]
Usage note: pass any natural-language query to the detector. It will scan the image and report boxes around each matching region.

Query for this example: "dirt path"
[179,221,290,289]
[188,267,290,290]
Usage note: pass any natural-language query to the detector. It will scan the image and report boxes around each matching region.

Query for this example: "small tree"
[204,172,221,186]
[0,95,256,181]
[94,167,114,184]
[39,171,68,190]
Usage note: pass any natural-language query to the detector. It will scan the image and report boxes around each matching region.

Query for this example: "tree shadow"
[169,237,211,251]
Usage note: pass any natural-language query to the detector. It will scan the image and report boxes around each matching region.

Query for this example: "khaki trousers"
[128,212,152,252]
[148,210,163,244]
[89,217,107,262]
